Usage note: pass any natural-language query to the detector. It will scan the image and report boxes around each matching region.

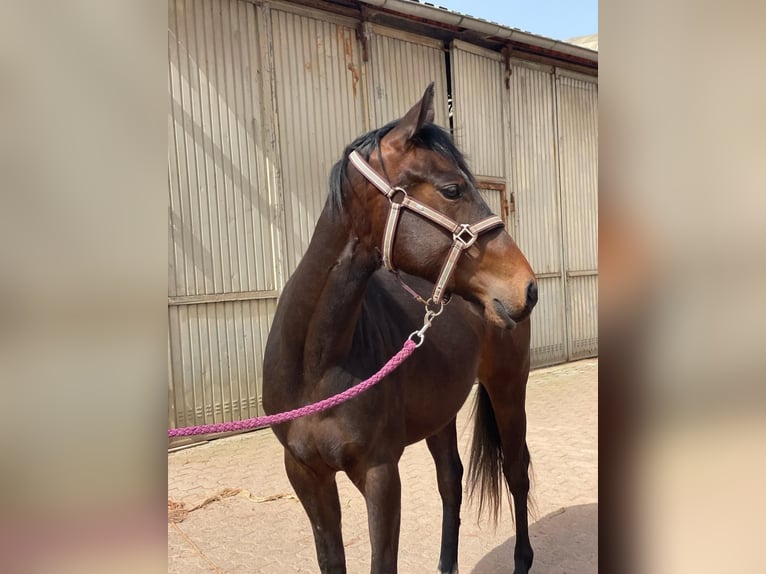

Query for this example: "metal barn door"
[555,71,598,359]
[168,0,282,439]
[365,25,449,129]
[269,4,368,276]
[508,62,568,367]
[450,40,515,236]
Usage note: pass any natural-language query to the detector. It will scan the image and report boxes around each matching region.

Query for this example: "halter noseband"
[348,150,504,305]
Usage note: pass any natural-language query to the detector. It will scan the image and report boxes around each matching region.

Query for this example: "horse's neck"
[280,206,379,376]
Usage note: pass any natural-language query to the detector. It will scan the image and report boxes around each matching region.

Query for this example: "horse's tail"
[466,383,509,525]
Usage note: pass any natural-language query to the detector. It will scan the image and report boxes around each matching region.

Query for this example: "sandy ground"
[168,358,597,573]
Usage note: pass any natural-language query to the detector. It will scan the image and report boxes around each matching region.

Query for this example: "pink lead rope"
[168,339,417,438]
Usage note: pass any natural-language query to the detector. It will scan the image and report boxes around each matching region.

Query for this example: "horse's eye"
[439,185,462,200]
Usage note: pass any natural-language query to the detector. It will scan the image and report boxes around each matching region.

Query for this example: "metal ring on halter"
[388,186,407,204]
[424,298,446,317]
[453,224,478,249]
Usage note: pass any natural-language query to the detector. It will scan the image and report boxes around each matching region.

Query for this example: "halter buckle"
[388,186,407,205]
[453,224,477,249]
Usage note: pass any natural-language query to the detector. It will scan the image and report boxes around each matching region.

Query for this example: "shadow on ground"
[472,503,597,574]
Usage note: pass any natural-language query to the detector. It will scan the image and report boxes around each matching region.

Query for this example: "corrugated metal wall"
[271,6,367,276]
[450,41,516,237]
[478,189,503,220]
[450,47,599,368]
[168,0,280,435]
[168,0,279,297]
[367,25,449,128]
[556,72,598,359]
[450,41,505,179]
[508,61,568,367]
[168,299,277,427]
[167,0,598,437]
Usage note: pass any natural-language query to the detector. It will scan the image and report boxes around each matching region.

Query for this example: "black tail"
[467,383,510,524]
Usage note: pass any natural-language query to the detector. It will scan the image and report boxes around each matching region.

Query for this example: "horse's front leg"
[350,460,402,574]
[284,449,346,574]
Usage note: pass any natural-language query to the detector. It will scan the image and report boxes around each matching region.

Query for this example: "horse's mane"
[328,121,475,214]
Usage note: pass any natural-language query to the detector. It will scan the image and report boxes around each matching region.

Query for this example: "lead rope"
[168,304,439,438]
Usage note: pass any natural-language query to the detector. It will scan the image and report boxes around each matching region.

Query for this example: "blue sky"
[426,0,597,41]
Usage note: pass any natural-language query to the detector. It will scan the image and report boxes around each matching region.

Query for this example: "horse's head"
[338,83,537,329]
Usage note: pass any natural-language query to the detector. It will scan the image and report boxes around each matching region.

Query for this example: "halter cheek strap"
[348,150,504,305]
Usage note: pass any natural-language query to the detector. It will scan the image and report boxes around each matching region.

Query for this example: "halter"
[348,150,504,306]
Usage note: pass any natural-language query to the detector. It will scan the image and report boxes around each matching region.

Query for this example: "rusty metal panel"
[168,0,279,297]
[556,72,598,358]
[367,25,449,129]
[476,185,516,239]
[450,41,505,179]
[270,6,366,275]
[478,189,503,222]
[508,61,567,367]
[451,41,517,238]
[168,298,277,430]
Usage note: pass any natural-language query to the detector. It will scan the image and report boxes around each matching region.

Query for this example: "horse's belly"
[403,374,475,444]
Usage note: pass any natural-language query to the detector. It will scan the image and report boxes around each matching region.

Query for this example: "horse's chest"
[286,413,400,471]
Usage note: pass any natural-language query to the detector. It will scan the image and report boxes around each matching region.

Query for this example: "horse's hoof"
[437,568,458,574]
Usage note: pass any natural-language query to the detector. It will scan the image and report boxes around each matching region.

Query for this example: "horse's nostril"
[526,280,538,308]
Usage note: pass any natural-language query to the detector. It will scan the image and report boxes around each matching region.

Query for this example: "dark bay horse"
[263,84,538,574]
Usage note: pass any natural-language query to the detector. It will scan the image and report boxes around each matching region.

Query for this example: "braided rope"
[168,339,417,438]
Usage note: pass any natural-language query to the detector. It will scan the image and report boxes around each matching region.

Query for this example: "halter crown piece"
[348,150,504,305]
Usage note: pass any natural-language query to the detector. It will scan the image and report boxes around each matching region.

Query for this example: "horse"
[262,83,538,574]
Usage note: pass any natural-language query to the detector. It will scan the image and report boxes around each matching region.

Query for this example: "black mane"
[328,121,475,213]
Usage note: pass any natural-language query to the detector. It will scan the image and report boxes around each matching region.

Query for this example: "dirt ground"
[168,358,597,573]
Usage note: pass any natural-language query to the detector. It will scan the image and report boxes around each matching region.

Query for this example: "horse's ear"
[387,82,435,147]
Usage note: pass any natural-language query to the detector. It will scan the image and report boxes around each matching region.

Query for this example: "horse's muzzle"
[525,279,538,313]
